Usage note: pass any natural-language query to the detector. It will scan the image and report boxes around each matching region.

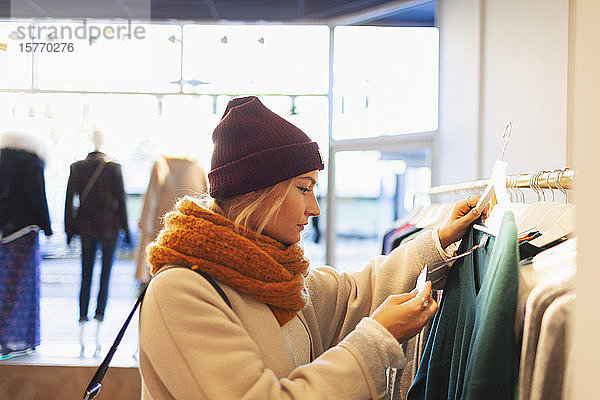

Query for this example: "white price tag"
[416,266,427,292]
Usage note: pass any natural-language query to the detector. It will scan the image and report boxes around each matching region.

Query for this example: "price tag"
[416,266,427,292]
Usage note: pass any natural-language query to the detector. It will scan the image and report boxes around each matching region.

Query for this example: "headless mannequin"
[92,129,104,152]
[79,130,105,358]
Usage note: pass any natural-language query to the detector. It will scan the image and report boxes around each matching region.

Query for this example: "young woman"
[138,96,486,399]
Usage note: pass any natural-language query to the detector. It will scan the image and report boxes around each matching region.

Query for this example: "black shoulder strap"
[193,269,232,308]
[83,267,230,400]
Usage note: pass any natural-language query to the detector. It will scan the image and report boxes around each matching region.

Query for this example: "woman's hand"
[371,281,438,343]
[437,195,490,249]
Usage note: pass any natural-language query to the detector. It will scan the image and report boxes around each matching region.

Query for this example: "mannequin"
[64,130,130,357]
[135,155,208,285]
[92,129,104,152]
[0,130,52,358]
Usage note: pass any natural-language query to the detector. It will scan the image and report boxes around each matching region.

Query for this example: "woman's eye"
[297,186,311,193]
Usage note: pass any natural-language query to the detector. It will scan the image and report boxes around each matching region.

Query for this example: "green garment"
[463,211,519,399]
[408,212,519,400]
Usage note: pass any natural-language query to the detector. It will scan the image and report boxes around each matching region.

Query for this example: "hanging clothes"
[382,223,421,255]
[135,156,208,284]
[0,136,52,243]
[407,219,488,400]
[528,293,574,400]
[0,131,51,356]
[64,151,129,243]
[462,212,519,399]
[65,151,130,322]
[408,212,520,400]
[518,276,574,400]
[0,231,41,356]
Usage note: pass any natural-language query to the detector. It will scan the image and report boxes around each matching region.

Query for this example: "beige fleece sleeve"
[305,229,449,349]
[139,268,384,400]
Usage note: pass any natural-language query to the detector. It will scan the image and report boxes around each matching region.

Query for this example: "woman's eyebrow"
[298,176,316,185]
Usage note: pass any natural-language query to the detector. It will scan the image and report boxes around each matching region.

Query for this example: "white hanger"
[475,121,514,235]
[475,121,513,212]
[519,169,575,246]
[534,203,574,233]
[475,158,512,235]
[529,206,575,247]
[515,172,560,234]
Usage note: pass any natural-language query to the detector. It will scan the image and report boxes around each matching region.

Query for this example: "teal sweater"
[408,212,519,399]
[463,212,519,399]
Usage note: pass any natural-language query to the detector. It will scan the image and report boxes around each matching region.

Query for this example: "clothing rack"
[422,168,574,196]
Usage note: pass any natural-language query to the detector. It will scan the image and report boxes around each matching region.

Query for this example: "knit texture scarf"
[147,196,310,326]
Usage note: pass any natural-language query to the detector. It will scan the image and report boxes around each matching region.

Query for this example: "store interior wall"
[436,0,569,184]
[435,0,481,186]
[439,0,599,397]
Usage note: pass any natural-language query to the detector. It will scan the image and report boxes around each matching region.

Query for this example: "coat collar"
[0,130,48,162]
[86,151,108,161]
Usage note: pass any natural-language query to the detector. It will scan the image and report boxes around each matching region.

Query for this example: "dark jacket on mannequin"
[0,131,53,243]
[64,151,130,243]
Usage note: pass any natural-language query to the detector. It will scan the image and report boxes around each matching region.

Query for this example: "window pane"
[0,21,33,88]
[160,94,219,169]
[333,26,439,139]
[183,25,329,94]
[37,22,181,92]
[333,150,431,271]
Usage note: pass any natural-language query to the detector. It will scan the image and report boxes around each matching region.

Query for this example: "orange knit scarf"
[147,197,310,326]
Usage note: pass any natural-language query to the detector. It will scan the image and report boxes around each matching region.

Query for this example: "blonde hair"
[201,178,295,237]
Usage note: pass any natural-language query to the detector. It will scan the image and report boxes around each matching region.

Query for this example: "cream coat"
[139,230,451,400]
[135,156,208,282]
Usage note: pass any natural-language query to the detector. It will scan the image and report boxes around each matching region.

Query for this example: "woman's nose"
[307,193,321,217]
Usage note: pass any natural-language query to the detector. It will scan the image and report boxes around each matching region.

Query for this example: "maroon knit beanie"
[208,96,324,198]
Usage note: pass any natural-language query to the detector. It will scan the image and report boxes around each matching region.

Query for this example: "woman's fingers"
[390,291,418,305]
[410,281,434,311]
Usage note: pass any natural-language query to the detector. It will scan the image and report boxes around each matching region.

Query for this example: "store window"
[330,150,431,271]
[5,93,161,258]
[1,21,439,354]
[0,21,32,89]
[182,25,329,95]
[36,23,181,92]
[333,26,439,140]
[328,26,439,270]
[160,94,220,169]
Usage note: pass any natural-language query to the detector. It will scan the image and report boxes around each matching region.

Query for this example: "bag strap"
[83,267,230,400]
[80,162,106,206]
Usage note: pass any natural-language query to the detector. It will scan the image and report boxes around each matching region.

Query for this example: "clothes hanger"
[528,207,575,247]
[529,170,576,247]
[531,170,573,232]
[506,172,529,226]
[515,172,560,235]
[474,122,520,236]
[473,121,532,238]
[475,121,513,212]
